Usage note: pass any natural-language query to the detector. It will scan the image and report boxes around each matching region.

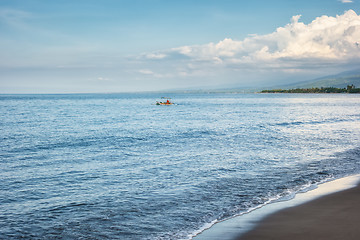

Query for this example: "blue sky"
[1,0,360,93]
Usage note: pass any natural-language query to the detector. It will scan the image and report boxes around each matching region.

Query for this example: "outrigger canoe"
[156,98,173,105]
[156,101,173,105]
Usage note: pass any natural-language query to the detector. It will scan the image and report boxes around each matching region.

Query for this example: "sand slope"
[237,184,360,240]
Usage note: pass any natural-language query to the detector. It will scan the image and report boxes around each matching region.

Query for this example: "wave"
[188,174,351,240]
[274,117,358,127]
[187,147,360,239]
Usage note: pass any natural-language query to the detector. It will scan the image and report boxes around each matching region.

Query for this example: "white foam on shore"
[185,219,218,240]
[191,174,360,240]
[186,193,284,240]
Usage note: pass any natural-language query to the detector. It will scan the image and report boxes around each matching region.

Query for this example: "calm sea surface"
[1,93,360,239]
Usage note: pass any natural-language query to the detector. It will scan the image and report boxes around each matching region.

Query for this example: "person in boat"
[166,99,170,104]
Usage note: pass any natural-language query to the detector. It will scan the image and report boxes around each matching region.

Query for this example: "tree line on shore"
[261,85,360,93]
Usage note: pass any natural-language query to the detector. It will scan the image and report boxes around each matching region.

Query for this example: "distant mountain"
[161,69,360,94]
[276,69,360,90]
[199,69,360,93]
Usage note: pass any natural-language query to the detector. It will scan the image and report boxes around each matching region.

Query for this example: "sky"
[0,0,360,93]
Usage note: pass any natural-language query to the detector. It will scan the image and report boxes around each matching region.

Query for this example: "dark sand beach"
[237,183,360,240]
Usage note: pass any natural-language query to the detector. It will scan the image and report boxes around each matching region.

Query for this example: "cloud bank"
[140,10,360,78]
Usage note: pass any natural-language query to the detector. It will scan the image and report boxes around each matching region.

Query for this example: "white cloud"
[139,69,155,75]
[144,53,167,59]
[138,69,171,78]
[0,8,32,25]
[97,77,112,81]
[340,0,353,3]
[140,10,360,75]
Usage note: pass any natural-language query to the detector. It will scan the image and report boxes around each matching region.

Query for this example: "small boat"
[156,98,173,105]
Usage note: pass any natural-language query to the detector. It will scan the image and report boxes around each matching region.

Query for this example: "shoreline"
[192,174,360,240]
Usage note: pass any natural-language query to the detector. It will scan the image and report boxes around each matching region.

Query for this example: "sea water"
[1,93,360,239]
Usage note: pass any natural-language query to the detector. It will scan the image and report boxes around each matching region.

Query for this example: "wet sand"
[237,183,360,240]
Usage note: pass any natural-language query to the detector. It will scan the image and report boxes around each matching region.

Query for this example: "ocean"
[1,93,360,239]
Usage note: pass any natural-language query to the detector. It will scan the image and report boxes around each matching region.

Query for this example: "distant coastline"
[260,85,360,94]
